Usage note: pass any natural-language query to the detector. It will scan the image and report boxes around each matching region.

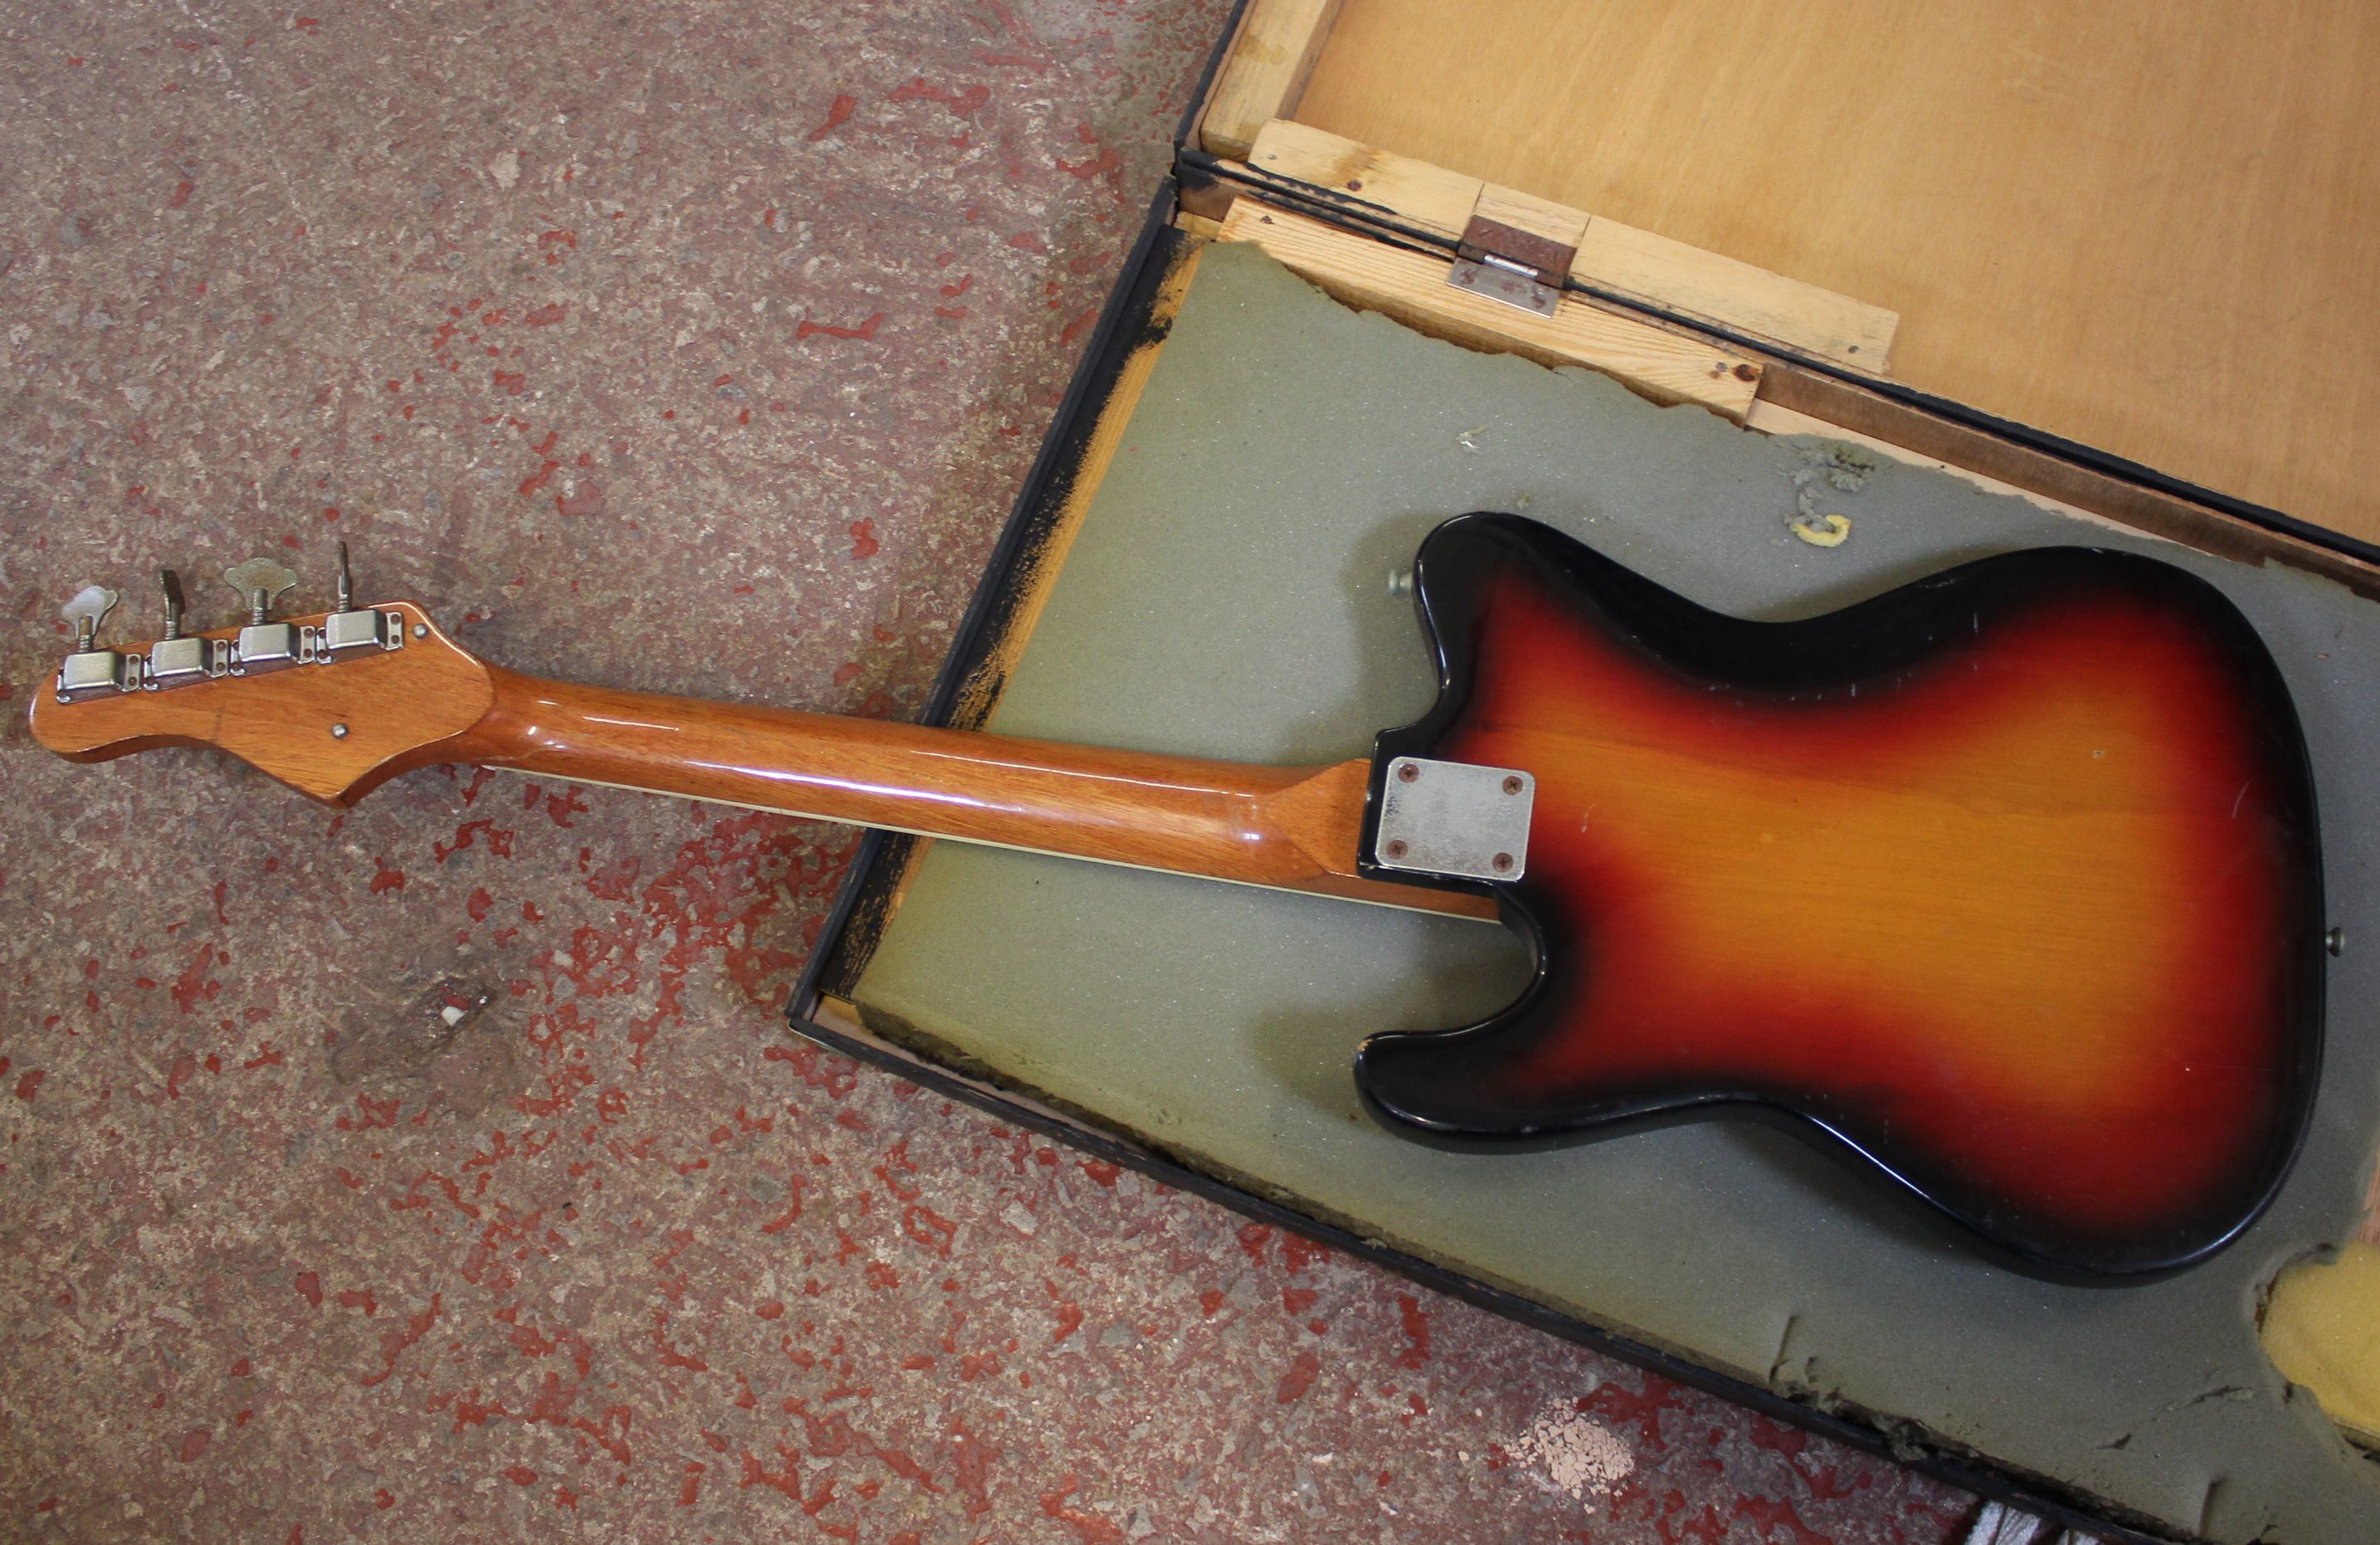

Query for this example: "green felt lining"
[851,241,2380,1541]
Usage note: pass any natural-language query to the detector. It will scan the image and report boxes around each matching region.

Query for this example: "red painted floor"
[1,2,1982,1539]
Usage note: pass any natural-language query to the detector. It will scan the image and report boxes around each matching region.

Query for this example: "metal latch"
[1447,216,1576,319]
[1373,755,1536,884]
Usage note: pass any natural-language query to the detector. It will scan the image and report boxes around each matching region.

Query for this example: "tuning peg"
[320,539,405,656]
[159,569,187,636]
[223,556,306,675]
[147,569,226,690]
[55,586,138,699]
[61,585,119,651]
[222,557,299,625]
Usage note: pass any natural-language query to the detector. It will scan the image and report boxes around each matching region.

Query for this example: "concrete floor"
[1,2,1985,1539]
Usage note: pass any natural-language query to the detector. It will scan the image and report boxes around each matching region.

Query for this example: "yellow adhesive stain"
[2261,1240,2380,1447]
[1789,512,1852,548]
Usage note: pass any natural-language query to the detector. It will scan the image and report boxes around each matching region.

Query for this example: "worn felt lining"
[850,241,2380,1543]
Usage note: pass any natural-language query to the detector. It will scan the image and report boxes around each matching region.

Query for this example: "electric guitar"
[30,514,2325,1279]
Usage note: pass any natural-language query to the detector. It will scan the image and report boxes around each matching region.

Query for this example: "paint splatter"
[807,92,857,140]
[798,311,886,343]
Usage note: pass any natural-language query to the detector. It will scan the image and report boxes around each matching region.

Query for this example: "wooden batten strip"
[1243,120,1896,373]
[1248,119,1479,239]
[1574,217,1897,373]
[1757,364,2380,602]
[1217,201,1762,421]
[1199,0,1346,162]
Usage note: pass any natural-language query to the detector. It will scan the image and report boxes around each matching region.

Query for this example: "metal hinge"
[1447,215,1576,319]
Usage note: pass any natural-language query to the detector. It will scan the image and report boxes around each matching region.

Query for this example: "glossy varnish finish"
[1356,516,2324,1276]
[28,603,492,801]
[449,668,1490,918]
[28,610,1489,922]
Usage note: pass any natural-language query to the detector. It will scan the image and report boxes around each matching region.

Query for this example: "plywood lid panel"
[1290,0,2380,543]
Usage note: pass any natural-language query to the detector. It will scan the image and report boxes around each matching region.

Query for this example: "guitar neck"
[446,667,1488,920]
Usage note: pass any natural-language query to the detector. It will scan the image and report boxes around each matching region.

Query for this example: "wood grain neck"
[441,667,1492,921]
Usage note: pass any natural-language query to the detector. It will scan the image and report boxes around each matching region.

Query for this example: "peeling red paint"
[1276,1348,1321,1404]
[358,1294,441,1388]
[1039,1473,1122,1544]
[556,478,605,519]
[1394,1292,1433,1367]
[889,79,990,116]
[796,311,886,342]
[806,92,858,141]
[170,944,222,1015]
[434,820,514,863]
[902,1204,956,1259]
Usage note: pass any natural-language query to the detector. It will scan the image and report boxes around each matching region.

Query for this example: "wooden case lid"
[1205,0,2379,545]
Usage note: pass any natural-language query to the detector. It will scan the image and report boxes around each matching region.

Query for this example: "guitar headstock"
[28,545,494,805]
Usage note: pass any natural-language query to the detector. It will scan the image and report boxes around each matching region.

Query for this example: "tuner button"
[221,558,299,622]
[56,586,137,700]
[61,584,120,644]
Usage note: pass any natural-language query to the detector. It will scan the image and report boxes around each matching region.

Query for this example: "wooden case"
[792,6,2380,1541]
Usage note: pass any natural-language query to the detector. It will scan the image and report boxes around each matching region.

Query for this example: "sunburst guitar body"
[1355,514,2324,1278]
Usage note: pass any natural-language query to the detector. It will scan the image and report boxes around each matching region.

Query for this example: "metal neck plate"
[1372,755,1536,883]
